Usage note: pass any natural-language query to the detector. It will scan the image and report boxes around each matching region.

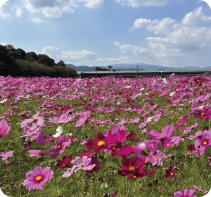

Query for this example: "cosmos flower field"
[0,74,211,197]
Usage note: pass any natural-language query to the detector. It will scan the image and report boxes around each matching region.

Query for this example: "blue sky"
[1,0,211,68]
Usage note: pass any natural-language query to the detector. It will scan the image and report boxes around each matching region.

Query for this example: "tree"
[108,65,112,71]
[38,54,55,67]
[16,48,26,59]
[57,60,66,67]
[5,44,14,50]
[25,52,39,61]
[0,45,10,63]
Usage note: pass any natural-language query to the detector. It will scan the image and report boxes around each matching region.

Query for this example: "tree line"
[0,44,77,78]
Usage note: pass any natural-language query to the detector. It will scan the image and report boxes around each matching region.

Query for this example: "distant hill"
[66,63,211,72]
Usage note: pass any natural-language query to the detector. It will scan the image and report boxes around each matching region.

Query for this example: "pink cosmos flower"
[62,166,76,178]
[20,112,45,128]
[28,149,53,158]
[22,124,41,141]
[75,112,88,127]
[147,125,175,148]
[194,130,211,155]
[1,151,13,161]
[51,135,73,159]
[174,188,195,197]
[133,141,156,162]
[175,118,187,130]
[150,150,167,166]
[0,120,10,138]
[71,156,96,172]
[22,166,54,190]
[48,114,75,124]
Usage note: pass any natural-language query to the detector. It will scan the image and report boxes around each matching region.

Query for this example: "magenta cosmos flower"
[22,166,54,190]
[147,125,175,148]
[174,188,195,197]
[0,120,10,138]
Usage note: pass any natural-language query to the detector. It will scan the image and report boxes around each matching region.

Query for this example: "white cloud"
[60,50,98,61]
[114,41,151,56]
[131,17,179,35]
[114,0,172,7]
[0,11,10,20]
[22,0,103,18]
[79,0,103,8]
[23,0,76,18]
[116,6,211,65]
[15,7,23,17]
[105,56,131,62]
[41,46,98,62]
[182,6,211,26]
[30,17,43,23]
[1,43,9,46]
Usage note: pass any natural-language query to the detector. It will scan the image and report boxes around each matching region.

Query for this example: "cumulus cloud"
[22,0,104,18]
[182,6,211,25]
[114,42,152,56]
[0,11,10,20]
[80,0,103,9]
[60,50,98,61]
[105,56,131,62]
[15,7,23,17]
[30,17,43,23]
[41,46,98,63]
[116,6,211,64]
[114,0,172,7]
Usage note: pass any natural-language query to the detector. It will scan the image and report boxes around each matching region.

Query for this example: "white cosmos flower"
[101,183,108,189]
[147,117,153,122]
[162,78,168,84]
[0,99,7,103]
[53,126,63,138]
[140,88,145,91]
[198,105,205,110]
[170,92,175,97]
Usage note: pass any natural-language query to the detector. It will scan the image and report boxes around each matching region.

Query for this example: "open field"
[0,74,211,197]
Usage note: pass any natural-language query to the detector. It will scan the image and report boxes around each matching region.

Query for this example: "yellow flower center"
[203,141,208,145]
[180,123,183,125]
[167,144,170,147]
[197,80,200,83]
[129,166,135,171]
[57,145,61,150]
[35,176,42,181]
[98,141,105,147]
[157,115,160,118]
[133,176,136,179]
[112,147,116,150]
[79,163,84,167]
[155,157,158,161]
[59,120,62,123]
[31,131,34,134]
[201,113,204,116]
[170,173,174,176]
